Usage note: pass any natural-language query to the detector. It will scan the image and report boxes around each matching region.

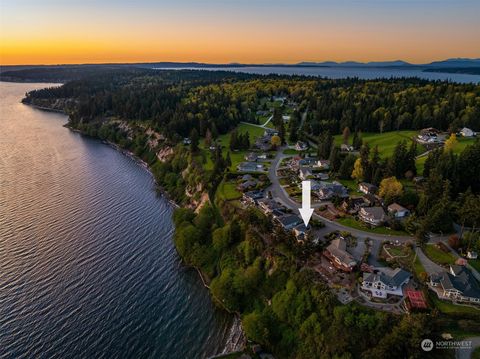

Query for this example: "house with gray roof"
[359,206,386,226]
[275,214,303,231]
[361,267,411,298]
[323,237,357,272]
[430,265,480,304]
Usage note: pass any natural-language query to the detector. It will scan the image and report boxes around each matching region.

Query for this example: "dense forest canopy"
[24,69,480,141]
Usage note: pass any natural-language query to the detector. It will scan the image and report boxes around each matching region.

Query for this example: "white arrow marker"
[299,180,314,226]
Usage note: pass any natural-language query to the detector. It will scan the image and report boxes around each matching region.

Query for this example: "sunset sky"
[1,0,479,65]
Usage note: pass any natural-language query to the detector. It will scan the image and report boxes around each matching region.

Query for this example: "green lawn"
[431,295,480,315]
[455,137,476,154]
[337,217,409,236]
[424,244,456,265]
[413,255,426,277]
[469,259,480,273]
[337,179,361,193]
[283,148,299,155]
[472,347,480,359]
[334,130,422,158]
[216,180,242,201]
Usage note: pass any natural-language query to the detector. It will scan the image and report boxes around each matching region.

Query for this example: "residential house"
[430,265,480,304]
[317,181,348,200]
[323,237,357,272]
[298,158,317,167]
[359,182,378,195]
[314,172,329,181]
[244,152,258,162]
[275,214,303,231]
[264,128,278,137]
[293,224,310,242]
[315,159,330,170]
[282,115,291,123]
[460,127,475,137]
[238,180,258,191]
[340,144,354,152]
[388,203,410,219]
[361,267,412,298]
[359,207,386,226]
[237,162,264,172]
[362,193,379,207]
[242,190,264,205]
[271,209,286,219]
[258,198,283,215]
[295,141,308,151]
[299,167,313,180]
[257,153,267,160]
[341,196,367,214]
[467,251,478,260]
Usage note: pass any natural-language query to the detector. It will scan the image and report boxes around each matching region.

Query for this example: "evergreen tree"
[190,128,199,153]
[328,146,341,173]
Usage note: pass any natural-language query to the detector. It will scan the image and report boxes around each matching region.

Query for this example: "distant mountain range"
[1,58,480,79]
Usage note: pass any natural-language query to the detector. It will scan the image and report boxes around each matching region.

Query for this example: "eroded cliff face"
[22,97,74,113]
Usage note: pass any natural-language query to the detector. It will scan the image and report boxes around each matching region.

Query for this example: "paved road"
[415,246,444,275]
[456,337,480,359]
[266,147,414,243]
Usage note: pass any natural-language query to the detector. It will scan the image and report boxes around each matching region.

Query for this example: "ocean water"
[0,82,241,359]
[155,65,480,83]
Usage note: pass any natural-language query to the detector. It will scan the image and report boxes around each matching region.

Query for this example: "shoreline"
[24,100,245,354]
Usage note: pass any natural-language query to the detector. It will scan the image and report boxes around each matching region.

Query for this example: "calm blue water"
[155,66,480,83]
[0,82,242,359]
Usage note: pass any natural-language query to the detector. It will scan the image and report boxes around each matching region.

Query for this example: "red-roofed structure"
[405,289,428,310]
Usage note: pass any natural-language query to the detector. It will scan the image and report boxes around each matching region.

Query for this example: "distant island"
[1,58,480,83]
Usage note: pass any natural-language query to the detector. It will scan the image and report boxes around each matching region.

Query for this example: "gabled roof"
[326,238,356,266]
[360,206,385,221]
[364,267,411,288]
[434,265,480,299]
[276,214,302,228]
[388,203,408,212]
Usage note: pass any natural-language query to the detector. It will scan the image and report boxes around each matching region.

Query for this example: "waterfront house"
[242,190,264,205]
[275,214,303,230]
[361,267,411,299]
[359,207,386,226]
[258,198,283,214]
[430,265,480,304]
[293,223,310,242]
[359,182,378,195]
[387,203,410,219]
[323,237,357,272]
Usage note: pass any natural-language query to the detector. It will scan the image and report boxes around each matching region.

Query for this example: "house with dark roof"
[316,181,348,200]
[275,214,303,231]
[244,152,258,162]
[293,223,311,242]
[242,190,264,205]
[361,267,411,298]
[430,265,480,304]
[359,206,386,226]
[257,198,283,214]
[295,141,308,151]
[299,167,313,180]
[323,237,357,272]
[359,182,378,195]
[237,162,264,172]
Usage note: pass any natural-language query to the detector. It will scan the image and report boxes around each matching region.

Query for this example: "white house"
[387,203,410,219]
[430,265,480,304]
[460,127,475,137]
[361,267,411,298]
[359,182,378,195]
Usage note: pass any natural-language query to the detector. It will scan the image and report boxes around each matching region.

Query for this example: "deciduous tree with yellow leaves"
[379,176,403,203]
[444,133,458,152]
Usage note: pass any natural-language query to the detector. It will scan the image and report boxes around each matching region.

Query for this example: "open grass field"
[337,217,409,236]
[334,130,422,158]
[469,259,480,273]
[216,180,242,201]
[430,294,480,315]
[424,244,456,265]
